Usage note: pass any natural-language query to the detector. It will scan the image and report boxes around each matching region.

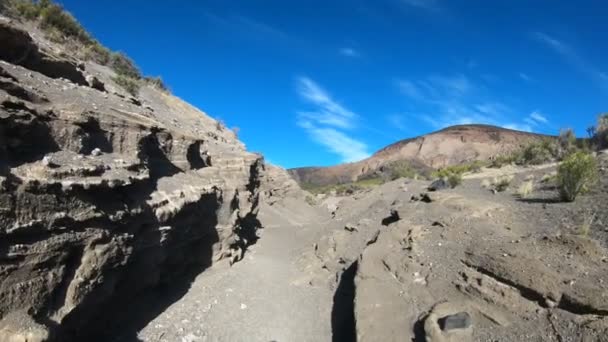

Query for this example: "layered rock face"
[0,19,266,340]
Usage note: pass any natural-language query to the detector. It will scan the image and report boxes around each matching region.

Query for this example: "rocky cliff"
[0,17,273,341]
[289,124,551,187]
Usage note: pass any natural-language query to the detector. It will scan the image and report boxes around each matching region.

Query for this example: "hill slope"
[289,124,552,187]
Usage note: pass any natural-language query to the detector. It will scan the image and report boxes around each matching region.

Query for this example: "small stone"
[344,224,358,232]
[42,155,58,168]
[240,303,247,310]
[439,312,472,332]
[91,148,102,156]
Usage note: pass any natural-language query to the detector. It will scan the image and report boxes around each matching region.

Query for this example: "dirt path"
[136,199,334,342]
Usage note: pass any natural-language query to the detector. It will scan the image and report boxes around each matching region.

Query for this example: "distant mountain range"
[288,124,552,187]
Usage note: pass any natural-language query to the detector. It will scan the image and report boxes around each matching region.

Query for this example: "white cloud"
[534,32,608,93]
[519,73,533,82]
[296,77,370,162]
[529,111,548,124]
[397,73,539,132]
[339,48,360,58]
[296,77,357,129]
[297,123,370,162]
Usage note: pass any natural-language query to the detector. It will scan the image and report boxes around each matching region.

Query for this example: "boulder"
[428,178,450,191]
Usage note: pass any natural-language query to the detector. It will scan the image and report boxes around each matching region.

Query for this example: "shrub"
[144,76,168,92]
[520,139,556,165]
[38,1,92,44]
[574,212,595,236]
[110,52,141,79]
[490,154,516,168]
[517,181,534,198]
[597,113,608,149]
[557,152,598,202]
[84,41,111,65]
[447,173,462,188]
[305,195,316,206]
[541,172,557,183]
[493,175,513,192]
[10,0,41,19]
[557,128,577,158]
[112,75,140,96]
[388,161,417,180]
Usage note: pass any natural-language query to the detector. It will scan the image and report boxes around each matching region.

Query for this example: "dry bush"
[517,181,534,198]
[110,52,141,79]
[112,75,140,96]
[541,172,557,183]
[493,175,513,192]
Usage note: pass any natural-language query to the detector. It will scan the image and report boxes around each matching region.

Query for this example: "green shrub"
[38,1,92,44]
[388,161,417,180]
[490,154,516,168]
[520,139,556,165]
[597,113,608,149]
[84,41,111,65]
[432,162,482,179]
[557,152,598,202]
[557,128,577,158]
[111,52,141,79]
[112,75,140,96]
[447,173,462,188]
[10,0,41,19]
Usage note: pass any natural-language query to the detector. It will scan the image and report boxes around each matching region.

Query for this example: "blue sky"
[60,0,607,168]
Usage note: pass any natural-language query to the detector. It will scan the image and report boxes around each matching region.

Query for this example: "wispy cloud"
[203,11,287,40]
[339,47,360,58]
[296,77,370,162]
[401,0,440,11]
[297,77,357,129]
[397,73,538,132]
[387,114,408,131]
[534,32,608,93]
[524,111,550,128]
[519,72,533,82]
[529,111,548,124]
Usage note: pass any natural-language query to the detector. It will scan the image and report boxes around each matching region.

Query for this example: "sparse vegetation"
[595,113,608,149]
[520,139,556,165]
[110,52,141,79]
[303,177,384,196]
[557,152,598,202]
[574,212,595,237]
[305,195,317,206]
[3,0,172,94]
[446,173,462,188]
[144,76,169,92]
[541,172,557,184]
[387,160,419,180]
[517,180,534,198]
[112,75,140,96]
[493,175,513,192]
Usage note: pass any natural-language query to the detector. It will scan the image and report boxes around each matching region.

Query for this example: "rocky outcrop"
[0,20,267,341]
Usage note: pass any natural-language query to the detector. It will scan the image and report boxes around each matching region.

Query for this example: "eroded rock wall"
[0,19,265,341]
